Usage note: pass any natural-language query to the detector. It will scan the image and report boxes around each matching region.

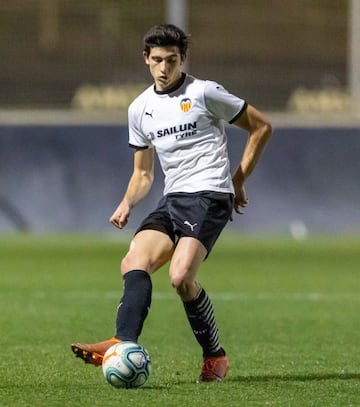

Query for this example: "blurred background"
[0,0,359,236]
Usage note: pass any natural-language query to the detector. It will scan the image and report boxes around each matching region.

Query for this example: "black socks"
[183,288,224,357]
[115,271,223,357]
[115,269,152,342]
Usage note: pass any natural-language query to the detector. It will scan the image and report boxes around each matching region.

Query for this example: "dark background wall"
[0,1,348,111]
[1,124,359,236]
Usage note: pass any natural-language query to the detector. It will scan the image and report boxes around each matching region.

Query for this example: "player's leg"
[169,237,225,356]
[168,192,233,381]
[169,237,229,382]
[72,229,174,366]
[169,236,206,301]
[115,229,174,341]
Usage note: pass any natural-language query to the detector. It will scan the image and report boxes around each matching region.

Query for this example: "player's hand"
[109,201,131,229]
[233,185,249,216]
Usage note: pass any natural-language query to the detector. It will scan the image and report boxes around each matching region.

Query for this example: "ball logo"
[180,98,192,112]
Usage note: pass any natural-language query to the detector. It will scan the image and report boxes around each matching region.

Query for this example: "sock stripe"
[197,297,212,315]
[183,288,221,355]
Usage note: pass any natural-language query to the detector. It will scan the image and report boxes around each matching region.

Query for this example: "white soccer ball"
[102,341,151,389]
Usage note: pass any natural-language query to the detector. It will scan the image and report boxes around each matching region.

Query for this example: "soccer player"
[72,24,272,382]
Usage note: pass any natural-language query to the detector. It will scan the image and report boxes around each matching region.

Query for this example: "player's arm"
[110,148,154,229]
[232,104,272,214]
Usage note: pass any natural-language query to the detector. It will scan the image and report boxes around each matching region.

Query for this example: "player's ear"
[143,51,150,65]
[180,53,187,64]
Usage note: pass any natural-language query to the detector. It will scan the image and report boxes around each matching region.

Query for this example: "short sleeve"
[128,102,151,149]
[204,81,247,123]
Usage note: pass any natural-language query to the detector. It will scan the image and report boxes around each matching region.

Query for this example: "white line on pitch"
[30,291,360,301]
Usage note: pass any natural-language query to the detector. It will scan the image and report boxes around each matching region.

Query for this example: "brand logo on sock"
[193,329,207,335]
[184,221,198,231]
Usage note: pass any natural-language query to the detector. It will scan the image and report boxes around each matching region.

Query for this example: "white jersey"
[128,73,247,195]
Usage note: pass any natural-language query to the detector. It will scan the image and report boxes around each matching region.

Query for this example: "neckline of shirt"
[153,72,187,95]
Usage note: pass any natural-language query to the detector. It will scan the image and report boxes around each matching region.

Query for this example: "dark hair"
[143,24,189,57]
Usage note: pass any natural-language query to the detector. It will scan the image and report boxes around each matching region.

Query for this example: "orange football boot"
[197,353,229,383]
[71,337,121,367]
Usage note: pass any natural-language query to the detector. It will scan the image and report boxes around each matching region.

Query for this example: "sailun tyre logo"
[180,98,192,112]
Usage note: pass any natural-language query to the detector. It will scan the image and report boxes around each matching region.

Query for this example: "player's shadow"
[228,372,360,383]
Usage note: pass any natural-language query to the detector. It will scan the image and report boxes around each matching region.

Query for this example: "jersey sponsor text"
[156,121,197,140]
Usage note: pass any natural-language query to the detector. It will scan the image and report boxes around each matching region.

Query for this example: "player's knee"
[172,279,190,298]
[120,250,156,276]
[170,273,183,291]
[120,255,130,276]
[120,251,139,276]
[170,272,196,299]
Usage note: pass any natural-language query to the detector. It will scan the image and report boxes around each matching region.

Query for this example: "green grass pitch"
[1,233,360,406]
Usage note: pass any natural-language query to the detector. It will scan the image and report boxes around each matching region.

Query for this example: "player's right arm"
[110,148,154,229]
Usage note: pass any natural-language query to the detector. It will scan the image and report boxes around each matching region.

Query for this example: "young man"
[71,24,272,382]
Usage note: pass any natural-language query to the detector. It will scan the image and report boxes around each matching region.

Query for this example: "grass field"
[1,233,359,406]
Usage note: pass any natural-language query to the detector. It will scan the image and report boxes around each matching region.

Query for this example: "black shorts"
[135,191,234,254]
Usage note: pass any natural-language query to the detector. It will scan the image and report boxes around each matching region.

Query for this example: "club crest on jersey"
[180,98,192,113]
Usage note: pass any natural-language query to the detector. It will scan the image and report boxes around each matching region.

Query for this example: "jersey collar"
[153,72,186,95]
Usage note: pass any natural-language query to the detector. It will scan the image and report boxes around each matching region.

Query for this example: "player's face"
[144,46,184,92]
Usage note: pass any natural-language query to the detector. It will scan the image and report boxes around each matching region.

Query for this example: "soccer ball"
[102,341,151,389]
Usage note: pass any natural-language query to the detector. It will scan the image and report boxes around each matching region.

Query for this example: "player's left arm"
[231,104,272,214]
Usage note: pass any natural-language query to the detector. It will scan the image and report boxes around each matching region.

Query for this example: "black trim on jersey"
[154,72,187,95]
[229,102,248,124]
[129,143,149,150]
